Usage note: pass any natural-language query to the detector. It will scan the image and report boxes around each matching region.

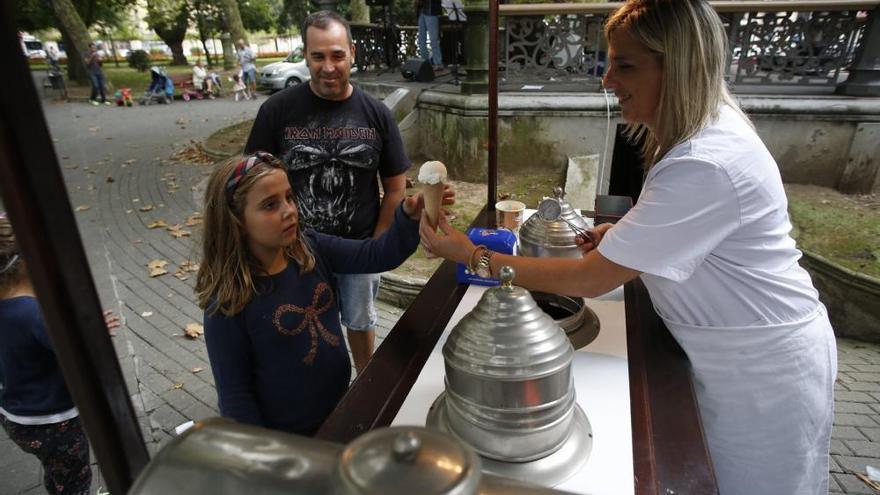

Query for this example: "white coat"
[599,105,837,495]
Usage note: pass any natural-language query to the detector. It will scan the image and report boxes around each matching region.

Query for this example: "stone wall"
[401,91,880,194]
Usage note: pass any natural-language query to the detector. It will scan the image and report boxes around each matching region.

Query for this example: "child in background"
[0,215,117,495]
[232,73,248,101]
[195,152,451,435]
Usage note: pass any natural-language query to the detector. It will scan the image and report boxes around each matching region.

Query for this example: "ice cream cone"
[418,161,448,230]
[422,182,444,229]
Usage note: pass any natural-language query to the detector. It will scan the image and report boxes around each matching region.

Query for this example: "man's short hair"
[301,11,353,49]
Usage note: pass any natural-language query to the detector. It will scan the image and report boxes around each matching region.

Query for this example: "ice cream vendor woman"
[419,0,836,493]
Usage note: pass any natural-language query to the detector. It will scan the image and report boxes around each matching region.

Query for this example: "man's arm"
[373,173,407,238]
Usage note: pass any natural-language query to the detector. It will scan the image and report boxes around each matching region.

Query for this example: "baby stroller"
[139,66,174,105]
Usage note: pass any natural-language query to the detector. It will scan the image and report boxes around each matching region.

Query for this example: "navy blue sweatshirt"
[204,204,419,434]
[0,296,76,417]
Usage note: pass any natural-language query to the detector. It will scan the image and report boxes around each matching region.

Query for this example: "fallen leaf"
[184,323,204,339]
[125,159,136,165]
[106,176,115,183]
[184,213,203,226]
[173,383,184,389]
[148,259,169,277]
[179,260,200,272]
[147,220,169,229]
[139,205,154,212]
[75,205,91,212]
[126,209,133,214]
[132,198,140,203]
[140,311,153,318]
[63,164,78,170]
[88,126,100,132]
[191,367,204,374]
[173,271,189,281]
[167,225,191,238]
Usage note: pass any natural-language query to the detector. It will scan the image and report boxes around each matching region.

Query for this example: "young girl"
[231,73,248,102]
[195,152,441,435]
[0,215,92,495]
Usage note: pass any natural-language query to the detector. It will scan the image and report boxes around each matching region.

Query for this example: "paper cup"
[495,200,526,232]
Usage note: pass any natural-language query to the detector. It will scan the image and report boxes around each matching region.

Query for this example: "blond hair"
[195,154,315,316]
[0,217,26,296]
[605,0,750,166]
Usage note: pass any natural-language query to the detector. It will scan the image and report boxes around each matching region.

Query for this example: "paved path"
[1,96,880,494]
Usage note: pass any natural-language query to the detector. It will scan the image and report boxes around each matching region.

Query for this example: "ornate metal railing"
[499,0,878,92]
[351,23,418,72]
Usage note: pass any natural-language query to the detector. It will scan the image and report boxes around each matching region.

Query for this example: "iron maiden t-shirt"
[245,83,410,239]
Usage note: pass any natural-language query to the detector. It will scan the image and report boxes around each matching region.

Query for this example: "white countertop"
[392,284,634,495]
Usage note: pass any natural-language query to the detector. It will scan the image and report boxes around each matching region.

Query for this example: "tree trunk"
[168,40,187,65]
[351,0,370,23]
[221,32,236,70]
[218,0,248,45]
[50,0,92,85]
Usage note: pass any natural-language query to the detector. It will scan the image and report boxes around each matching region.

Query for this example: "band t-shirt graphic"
[246,84,410,239]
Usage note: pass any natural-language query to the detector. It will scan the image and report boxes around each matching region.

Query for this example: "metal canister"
[435,267,578,462]
[519,187,591,259]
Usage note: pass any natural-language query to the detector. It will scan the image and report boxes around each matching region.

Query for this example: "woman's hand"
[402,184,456,221]
[575,222,614,256]
[419,211,474,264]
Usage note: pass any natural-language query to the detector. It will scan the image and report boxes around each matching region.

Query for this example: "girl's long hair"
[605,0,751,166]
[195,153,315,316]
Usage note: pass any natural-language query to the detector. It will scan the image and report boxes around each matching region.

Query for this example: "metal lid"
[335,427,482,495]
[519,187,590,258]
[443,267,573,379]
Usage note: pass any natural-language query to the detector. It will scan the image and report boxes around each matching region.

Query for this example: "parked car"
[259,48,309,91]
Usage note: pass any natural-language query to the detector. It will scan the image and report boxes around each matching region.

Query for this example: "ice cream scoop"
[418,161,448,185]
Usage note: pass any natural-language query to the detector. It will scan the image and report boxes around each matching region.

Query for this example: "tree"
[13,0,136,84]
[218,0,248,45]
[146,0,190,65]
[49,0,93,84]
[351,0,370,24]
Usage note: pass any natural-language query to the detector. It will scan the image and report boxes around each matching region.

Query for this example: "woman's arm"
[420,213,640,298]
[204,311,264,426]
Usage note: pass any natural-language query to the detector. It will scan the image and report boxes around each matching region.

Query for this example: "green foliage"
[239,0,276,32]
[13,0,137,32]
[127,49,150,71]
[278,0,310,34]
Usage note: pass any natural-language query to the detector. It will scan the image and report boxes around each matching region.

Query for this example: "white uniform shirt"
[599,105,819,328]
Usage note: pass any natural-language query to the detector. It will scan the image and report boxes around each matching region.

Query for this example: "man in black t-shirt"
[245,11,410,375]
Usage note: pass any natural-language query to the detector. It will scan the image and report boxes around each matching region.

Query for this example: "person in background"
[420,1,836,493]
[192,59,215,99]
[0,215,119,495]
[244,11,412,375]
[415,0,443,69]
[236,39,258,99]
[84,42,110,106]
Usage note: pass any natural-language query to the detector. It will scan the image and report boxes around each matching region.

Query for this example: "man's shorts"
[242,68,257,84]
[334,272,380,331]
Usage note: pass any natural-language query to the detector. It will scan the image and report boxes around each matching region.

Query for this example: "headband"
[225,151,275,196]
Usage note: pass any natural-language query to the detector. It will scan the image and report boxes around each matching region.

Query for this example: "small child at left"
[0,215,95,495]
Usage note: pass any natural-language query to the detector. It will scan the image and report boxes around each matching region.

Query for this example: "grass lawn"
[786,183,880,278]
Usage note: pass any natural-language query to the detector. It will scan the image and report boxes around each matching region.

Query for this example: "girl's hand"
[419,211,474,263]
[402,184,456,221]
[104,309,121,336]
[575,222,614,256]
